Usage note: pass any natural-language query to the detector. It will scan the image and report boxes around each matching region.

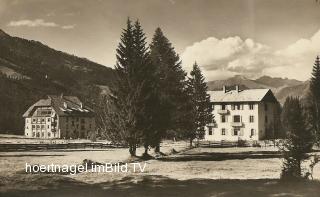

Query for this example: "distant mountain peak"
[232,75,249,80]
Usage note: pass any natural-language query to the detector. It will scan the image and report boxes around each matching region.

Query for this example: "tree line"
[280,56,320,180]
[97,19,212,157]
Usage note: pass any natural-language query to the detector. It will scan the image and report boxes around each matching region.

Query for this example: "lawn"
[1,143,320,197]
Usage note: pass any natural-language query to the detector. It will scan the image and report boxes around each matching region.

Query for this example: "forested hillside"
[0,29,115,134]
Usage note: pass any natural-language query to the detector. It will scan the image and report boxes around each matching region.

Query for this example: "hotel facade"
[205,86,280,142]
[23,95,95,139]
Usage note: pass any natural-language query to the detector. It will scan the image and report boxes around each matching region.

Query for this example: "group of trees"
[101,19,212,157]
[280,56,320,180]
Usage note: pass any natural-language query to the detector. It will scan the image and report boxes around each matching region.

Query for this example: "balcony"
[231,122,243,127]
[207,122,216,127]
[217,109,229,114]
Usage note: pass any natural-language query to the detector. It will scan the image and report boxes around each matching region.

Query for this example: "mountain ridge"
[207,75,309,104]
[0,29,115,134]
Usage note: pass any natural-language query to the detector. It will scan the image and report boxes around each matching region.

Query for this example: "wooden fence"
[0,143,127,152]
[196,140,248,148]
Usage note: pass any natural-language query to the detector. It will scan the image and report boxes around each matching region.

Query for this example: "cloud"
[181,30,320,81]
[7,19,75,30]
[8,19,58,27]
[61,24,76,29]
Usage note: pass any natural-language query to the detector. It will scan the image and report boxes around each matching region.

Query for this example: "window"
[47,118,50,122]
[249,104,254,110]
[47,125,50,129]
[36,125,40,129]
[36,132,40,137]
[250,129,255,137]
[32,118,36,123]
[265,103,268,111]
[233,128,240,136]
[32,132,35,137]
[233,115,241,123]
[41,125,45,129]
[265,116,268,123]
[208,127,213,135]
[221,104,226,110]
[32,125,35,130]
[41,118,45,123]
[221,115,226,123]
[249,115,254,123]
[41,132,44,137]
[26,126,28,129]
[81,118,85,124]
[236,104,243,110]
[48,132,51,137]
[221,128,226,135]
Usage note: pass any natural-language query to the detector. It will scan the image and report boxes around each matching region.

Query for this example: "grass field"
[1,143,320,197]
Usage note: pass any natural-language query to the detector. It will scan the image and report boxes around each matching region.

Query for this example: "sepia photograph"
[0,0,320,196]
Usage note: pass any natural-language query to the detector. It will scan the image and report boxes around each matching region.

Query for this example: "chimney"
[223,86,226,93]
[80,102,83,109]
[63,102,67,109]
[60,93,64,99]
[236,85,240,92]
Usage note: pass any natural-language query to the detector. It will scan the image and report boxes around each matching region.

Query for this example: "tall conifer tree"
[185,62,213,147]
[149,27,187,152]
[308,56,320,145]
[113,19,153,156]
[280,97,313,179]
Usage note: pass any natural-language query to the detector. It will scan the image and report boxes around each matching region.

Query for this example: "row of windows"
[214,103,268,111]
[29,124,50,130]
[29,131,56,138]
[221,115,254,123]
[30,118,51,123]
[220,115,268,123]
[208,127,256,137]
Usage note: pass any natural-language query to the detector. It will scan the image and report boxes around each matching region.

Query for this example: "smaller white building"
[205,86,279,142]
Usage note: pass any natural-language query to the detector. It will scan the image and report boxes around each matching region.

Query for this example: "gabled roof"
[23,95,94,117]
[208,89,277,103]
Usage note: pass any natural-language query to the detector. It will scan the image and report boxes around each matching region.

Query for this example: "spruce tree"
[308,56,320,145]
[185,62,213,147]
[280,97,313,180]
[149,27,187,152]
[113,19,152,156]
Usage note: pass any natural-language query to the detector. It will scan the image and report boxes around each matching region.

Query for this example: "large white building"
[23,95,95,139]
[205,86,280,142]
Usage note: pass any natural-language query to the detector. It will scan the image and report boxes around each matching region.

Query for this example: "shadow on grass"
[158,151,283,162]
[0,154,65,157]
[1,174,320,197]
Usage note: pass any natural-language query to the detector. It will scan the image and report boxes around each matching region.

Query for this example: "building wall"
[24,118,32,137]
[204,102,273,142]
[59,116,95,139]
[24,108,57,139]
[257,102,277,140]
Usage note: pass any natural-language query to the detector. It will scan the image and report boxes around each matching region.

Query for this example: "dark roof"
[208,89,278,103]
[23,95,94,117]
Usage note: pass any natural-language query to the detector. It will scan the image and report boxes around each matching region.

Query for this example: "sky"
[0,0,320,81]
